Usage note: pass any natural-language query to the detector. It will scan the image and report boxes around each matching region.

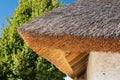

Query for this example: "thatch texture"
[18,0,120,79]
[19,0,120,38]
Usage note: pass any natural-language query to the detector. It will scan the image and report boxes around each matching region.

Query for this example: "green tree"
[0,0,65,80]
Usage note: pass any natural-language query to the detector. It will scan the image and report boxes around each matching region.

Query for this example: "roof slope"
[18,0,120,38]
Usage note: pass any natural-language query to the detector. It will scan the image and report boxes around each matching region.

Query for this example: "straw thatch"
[19,0,120,38]
[18,0,120,79]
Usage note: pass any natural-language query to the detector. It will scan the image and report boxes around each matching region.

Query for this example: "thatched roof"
[18,0,120,79]
[18,0,120,38]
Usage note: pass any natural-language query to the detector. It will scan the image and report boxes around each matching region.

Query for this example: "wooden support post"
[87,51,120,80]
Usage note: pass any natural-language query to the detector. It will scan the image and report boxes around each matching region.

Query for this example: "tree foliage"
[0,0,65,80]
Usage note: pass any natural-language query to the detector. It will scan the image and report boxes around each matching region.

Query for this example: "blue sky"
[0,0,76,33]
[0,0,18,32]
[64,0,76,4]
